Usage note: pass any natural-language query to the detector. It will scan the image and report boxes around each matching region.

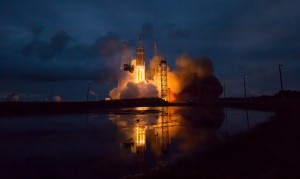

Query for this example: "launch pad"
[119,36,169,101]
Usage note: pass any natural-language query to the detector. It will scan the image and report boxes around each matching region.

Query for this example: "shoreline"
[1,98,299,115]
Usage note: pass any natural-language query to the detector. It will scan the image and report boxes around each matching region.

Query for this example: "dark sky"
[0,0,299,101]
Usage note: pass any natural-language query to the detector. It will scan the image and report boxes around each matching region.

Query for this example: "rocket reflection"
[109,106,225,162]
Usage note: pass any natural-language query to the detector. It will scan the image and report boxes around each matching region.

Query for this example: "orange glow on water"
[135,126,146,146]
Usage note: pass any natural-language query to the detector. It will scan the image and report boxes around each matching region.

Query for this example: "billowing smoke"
[109,71,158,99]
[120,81,158,99]
[168,54,214,94]
[167,55,222,101]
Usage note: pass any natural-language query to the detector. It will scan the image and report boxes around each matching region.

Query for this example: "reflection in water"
[223,108,272,135]
[160,108,170,153]
[0,107,273,178]
[134,125,146,163]
[175,107,225,154]
[246,109,249,128]
[118,107,172,163]
[113,106,225,164]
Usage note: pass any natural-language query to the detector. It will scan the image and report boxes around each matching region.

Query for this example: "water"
[0,106,273,178]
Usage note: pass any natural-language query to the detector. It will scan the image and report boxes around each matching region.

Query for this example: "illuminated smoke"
[109,71,134,99]
[168,54,214,95]
[120,81,158,99]
[167,55,222,101]
[109,71,158,99]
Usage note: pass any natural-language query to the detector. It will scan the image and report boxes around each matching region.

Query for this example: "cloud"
[0,29,8,44]
[30,23,44,38]
[64,43,89,61]
[21,40,42,57]
[167,28,192,40]
[0,59,116,83]
[140,22,155,40]
[87,31,120,57]
[38,31,72,60]
[22,30,72,60]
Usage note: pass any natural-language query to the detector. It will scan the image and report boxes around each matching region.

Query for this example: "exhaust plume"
[167,55,222,101]
[109,71,159,99]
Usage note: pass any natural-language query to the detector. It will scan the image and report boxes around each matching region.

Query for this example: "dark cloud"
[22,30,72,60]
[38,31,72,60]
[160,23,176,31]
[88,31,120,57]
[0,29,9,45]
[21,40,42,57]
[22,30,123,61]
[167,28,192,40]
[65,43,89,61]
[140,22,154,40]
[17,66,115,83]
[0,55,116,83]
[30,23,44,38]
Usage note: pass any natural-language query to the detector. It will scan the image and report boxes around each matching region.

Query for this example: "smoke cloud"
[120,82,158,99]
[167,55,222,101]
[167,55,213,94]
[109,71,159,99]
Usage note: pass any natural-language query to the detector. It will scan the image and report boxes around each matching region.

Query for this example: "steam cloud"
[109,71,158,99]
[167,55,222,100]
[168,54,214,94]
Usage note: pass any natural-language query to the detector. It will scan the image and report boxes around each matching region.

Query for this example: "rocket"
[134,35,146,82]
[136,35,145,66]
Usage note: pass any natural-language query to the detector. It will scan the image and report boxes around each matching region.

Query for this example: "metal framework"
[154,43,161,95]
[160,58,168,101]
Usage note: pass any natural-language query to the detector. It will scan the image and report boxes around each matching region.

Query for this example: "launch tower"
[153,43,161,97]
[160,58,168,101]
